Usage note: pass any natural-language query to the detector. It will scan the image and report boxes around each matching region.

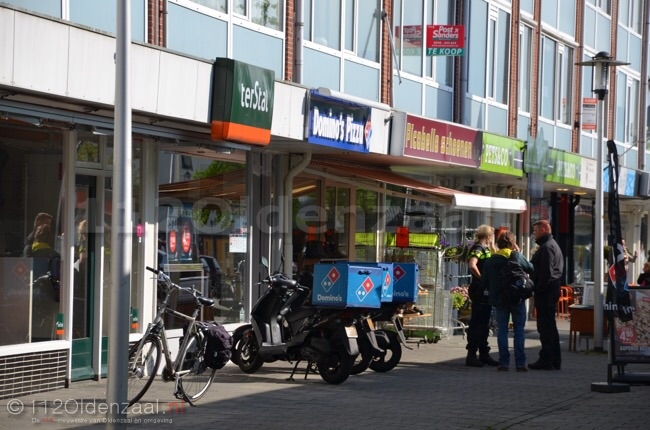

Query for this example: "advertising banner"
[612,288,650,363]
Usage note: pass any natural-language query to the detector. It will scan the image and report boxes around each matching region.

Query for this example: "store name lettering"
[555,160,577,180]
[240,81,269,112]
[317,294,343,303]
[312,106,364,144]
[483,144,509,167]
[405,122,473,159]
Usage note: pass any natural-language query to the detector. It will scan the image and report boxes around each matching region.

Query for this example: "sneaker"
[516,367,528,372]
[497,366,509,371]
[528,361,554,370]
[479,354,499,367]
[465,356,485,367]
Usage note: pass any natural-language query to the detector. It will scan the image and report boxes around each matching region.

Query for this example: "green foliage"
[193,160,243,179]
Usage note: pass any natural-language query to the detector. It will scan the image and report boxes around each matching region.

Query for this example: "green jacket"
[482,249,534,308]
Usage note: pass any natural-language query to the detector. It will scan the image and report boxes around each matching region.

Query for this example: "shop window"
[0,124,64,346]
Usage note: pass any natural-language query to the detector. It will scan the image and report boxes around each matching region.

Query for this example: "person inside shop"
[482,231,533,372]
[30,223,61,340]
[23,212,54,257]
[464,224,499,368]
[636,262,650,287]
[529,220,564,371]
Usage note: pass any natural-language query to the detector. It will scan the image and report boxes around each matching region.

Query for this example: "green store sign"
[544,149,581,186]
[479,133,524,176]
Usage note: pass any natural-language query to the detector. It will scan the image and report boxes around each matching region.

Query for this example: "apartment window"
[305,0,341,49]
[393,0,456,83]
[486,8,509,104]
[619,0,643,34]
[192,0,227,13]
[557,45,573,125]
[519,25,533,112]
[540,36,573,126]
[587,0,611,14]
[616,74,639,145]
[343,0,380,62]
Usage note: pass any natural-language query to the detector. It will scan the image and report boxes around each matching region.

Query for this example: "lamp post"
[576,52,629,351]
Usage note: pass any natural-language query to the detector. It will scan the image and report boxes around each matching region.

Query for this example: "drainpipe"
[284,153,312,274]
[294,0,304,84]
[639,0,650,170]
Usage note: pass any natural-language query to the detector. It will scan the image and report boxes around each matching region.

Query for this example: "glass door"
[71,175,97,381]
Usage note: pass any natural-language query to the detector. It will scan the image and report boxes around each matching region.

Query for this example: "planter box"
[392,262,419,302]
[313,263,383,308]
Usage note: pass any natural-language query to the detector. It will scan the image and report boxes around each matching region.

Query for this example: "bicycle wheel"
[127,335,162,406]
[177,332,216,402]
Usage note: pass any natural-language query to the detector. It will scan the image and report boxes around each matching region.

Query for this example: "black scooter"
[230,259,358,385]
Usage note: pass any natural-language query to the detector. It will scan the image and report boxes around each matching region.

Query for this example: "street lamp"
[576,51,629,352]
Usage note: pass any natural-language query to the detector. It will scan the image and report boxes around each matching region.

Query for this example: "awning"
[310,161,527,214]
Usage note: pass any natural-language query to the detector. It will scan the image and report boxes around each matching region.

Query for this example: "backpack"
[500,253,534,304]
[196,321,233,369]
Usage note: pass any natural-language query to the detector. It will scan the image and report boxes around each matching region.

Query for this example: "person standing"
[465,224,499,367]
[483,231,533,371]
[529,220,564,370]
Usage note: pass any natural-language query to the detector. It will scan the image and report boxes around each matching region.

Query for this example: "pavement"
[2,318,649,430]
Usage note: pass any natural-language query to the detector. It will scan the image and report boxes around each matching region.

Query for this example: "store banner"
[613,288,650,362]
[210,58,275,145]
[479,133,524,176]
[306,89,371,153]
[605,139,633,323]
[398,114,481,167]
[544,149,581,187]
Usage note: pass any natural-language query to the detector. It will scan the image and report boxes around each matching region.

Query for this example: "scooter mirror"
[261,256,269,269]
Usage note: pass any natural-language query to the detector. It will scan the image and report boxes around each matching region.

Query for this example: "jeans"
[496,302,527,368]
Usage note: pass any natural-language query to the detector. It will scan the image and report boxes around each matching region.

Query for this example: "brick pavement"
[2,319,649,430]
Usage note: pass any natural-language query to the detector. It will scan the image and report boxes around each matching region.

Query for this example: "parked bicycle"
[127,266,216,407]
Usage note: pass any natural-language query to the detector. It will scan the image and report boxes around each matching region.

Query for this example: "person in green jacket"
[482,231,533,372]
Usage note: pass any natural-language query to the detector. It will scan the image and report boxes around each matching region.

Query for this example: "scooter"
[230,258,358,385]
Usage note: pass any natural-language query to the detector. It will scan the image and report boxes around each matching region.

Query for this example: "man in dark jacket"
[529,220,564,370]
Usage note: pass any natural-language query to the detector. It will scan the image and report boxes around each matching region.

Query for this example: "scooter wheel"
[236,328,264,374]
[369,330,402,372]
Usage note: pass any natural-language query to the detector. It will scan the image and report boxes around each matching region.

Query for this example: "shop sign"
[603,166,637,196]
[544,149,581,187]
[479,133,524,176]
[306,89,371,153]
[580,157,597,190]
[402,114,481,167]
[210,58,275,145]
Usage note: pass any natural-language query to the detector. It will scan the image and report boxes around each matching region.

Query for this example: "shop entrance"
[71,174,110,381]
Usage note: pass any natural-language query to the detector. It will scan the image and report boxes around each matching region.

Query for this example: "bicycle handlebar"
[146,266,203,297]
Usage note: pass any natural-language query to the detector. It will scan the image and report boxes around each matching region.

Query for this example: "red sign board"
[403,114,481,167]
[427,25,465,56]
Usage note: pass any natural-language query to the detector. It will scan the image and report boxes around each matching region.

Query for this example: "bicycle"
[127,266,216,407]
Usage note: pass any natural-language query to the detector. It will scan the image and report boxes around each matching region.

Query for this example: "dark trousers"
[466,301,492,355]
[534,299,561,366]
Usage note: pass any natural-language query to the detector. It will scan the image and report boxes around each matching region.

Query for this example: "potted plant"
[450,286,469,310]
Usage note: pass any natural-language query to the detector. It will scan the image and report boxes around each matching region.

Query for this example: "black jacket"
[530,233,564,301]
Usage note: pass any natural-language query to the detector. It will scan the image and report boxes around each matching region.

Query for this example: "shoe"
[516,367,528,372]
[497,366,509,371]
[465,355,485,367]
[553,364,561,370]
[479,354,499,367]
[528,361,554,370]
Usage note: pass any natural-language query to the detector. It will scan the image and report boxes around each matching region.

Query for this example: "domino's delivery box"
[313,263,383,308]
[353,262,394,302]
[391,262,419,303]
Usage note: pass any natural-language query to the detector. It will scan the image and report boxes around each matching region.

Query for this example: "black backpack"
[196,321,233,370]
[500,253,534,304]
